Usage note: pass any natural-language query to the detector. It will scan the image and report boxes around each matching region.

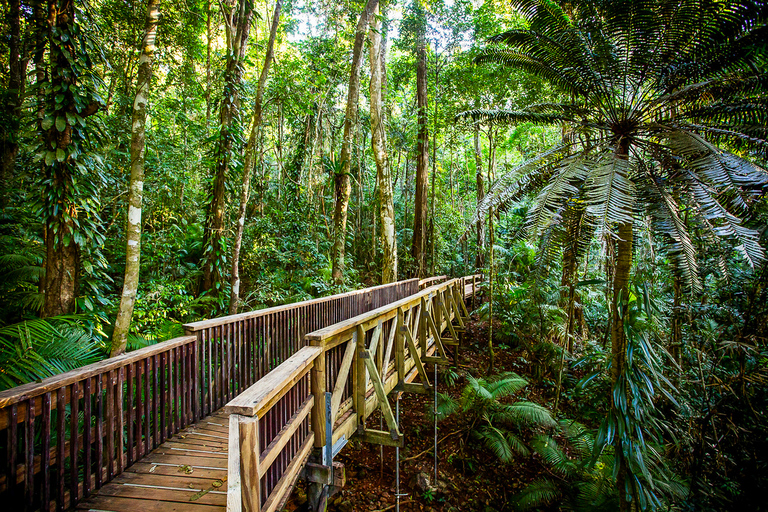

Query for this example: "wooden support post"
[363,349,399,437]
[396,308,405,384]
[425,306,449,362]
[439,299,458,343]
[419,297,428,354]
[311,343,327,449]
[355,325,366,429]
[404,327,431,390]
[330,338,356,424]
[228,414,261,512]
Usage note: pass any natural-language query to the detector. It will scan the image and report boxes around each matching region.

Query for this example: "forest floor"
[284,318,567,512]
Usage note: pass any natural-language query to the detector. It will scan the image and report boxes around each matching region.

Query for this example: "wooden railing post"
[228,414,261,512]
[311,343,326,450]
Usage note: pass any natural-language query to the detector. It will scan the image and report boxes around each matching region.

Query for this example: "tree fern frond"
[689,179,765,268]
[498,401,557,427]
[583,151,635,239]
[641,165,701,291]
[484,372,528,399]
[515,479,562,509]
[667,130,768,210]
[476,426,528,461]
[456,106,572,126]
[527,154,589,241]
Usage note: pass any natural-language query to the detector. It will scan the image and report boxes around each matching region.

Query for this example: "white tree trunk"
[111,0,159,356]
[229,0,282,315]
[369,7,397,283]
[331,0,379,284]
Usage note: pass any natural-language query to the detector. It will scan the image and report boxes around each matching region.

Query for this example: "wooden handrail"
[184,279,419,332]
[226,348,319,512]
[0,336,196,410]
[223,346,321,418]
[306,278,463,342]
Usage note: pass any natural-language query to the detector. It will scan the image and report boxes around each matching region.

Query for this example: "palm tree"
[458,1,767,509]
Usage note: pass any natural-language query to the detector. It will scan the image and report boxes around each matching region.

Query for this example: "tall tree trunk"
[474,126,485,269]
[331,0,379,285]
[369,6,397,283]
[229,0,281,314]
[201,0,252,294]
[611,140,634,510]
[612,220,633,511]
[0,0,24,208]
[111,0,159,356]
[411,4,428,278]
[41,0,100,318]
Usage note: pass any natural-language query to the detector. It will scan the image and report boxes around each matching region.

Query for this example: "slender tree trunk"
[111,0,159,356]
[474,126,485,269]
[0,0,24,208]
[331,0,379,284]
[229,0,281,314]
[487,203,495,374]
[369,7,397,284]
[201,0,252,294]
[205,0,213,130]
[411,5,428,278]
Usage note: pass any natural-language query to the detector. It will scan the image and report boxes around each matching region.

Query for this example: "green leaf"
[55,116,67,132]
[45,151,56,166]
[56,149,66,162]
[41,117,54,131]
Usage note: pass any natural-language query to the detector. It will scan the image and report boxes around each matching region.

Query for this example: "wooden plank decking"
[76,411,232,512]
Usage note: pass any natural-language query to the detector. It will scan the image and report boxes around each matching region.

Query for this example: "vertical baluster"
[135,363,143,459]
[6,404,16,505]
[169,348,175,436]
[95,376,103,490]
[126,364,134,466]
[173,347,180,432]
[189,342,194,424]
[160,353,166,443]
[57,387,65,511]
[143,358,150,456]
[106,370,115,481]
[69,384,79,506]
[207,328,213,416]
[116,368,125,475]
[42,393,51,510]
[25,399,35,509]
[153,355,159,448]
[83,378,92,497]
[193,336,200,422]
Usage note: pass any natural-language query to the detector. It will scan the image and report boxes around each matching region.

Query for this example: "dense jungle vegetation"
[1,0,767,510]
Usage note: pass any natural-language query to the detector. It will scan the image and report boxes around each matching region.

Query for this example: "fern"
[0,317,104,390]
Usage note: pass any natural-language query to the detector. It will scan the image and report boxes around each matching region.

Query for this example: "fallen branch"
[402,430,463,461]
[371,498,413,512]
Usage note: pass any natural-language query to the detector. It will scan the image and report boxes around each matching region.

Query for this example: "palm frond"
[583,151,635,239]
[476,425,529,461]
[498,401,557,427]
[689,178,765,268]
[515,479,562,510]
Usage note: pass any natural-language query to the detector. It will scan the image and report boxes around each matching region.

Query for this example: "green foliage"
[438,372,555,463]
[0,316,105,390]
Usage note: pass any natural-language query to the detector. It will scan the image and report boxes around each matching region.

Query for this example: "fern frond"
[515,479,562,509]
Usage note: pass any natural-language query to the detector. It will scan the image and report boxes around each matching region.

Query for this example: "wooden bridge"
[0,275,481,512]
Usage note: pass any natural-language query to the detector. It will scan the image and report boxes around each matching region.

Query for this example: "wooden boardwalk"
[0,275,481,512]
[77,411,231,512]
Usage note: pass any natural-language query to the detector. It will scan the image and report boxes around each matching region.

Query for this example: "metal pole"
[434,363,438,483]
